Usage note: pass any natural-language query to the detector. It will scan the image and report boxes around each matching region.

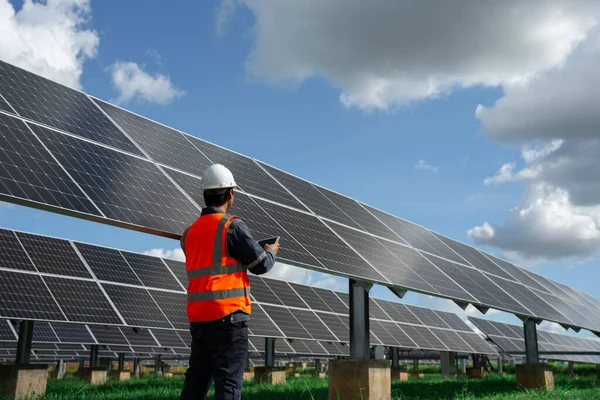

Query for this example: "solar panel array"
[469,317,600,364]
[0,227,496,362]
[1,59,600,333]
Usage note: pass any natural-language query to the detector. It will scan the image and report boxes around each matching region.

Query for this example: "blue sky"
[1,0,600,335]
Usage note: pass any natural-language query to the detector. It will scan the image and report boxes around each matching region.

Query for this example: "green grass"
[1,373,598,399]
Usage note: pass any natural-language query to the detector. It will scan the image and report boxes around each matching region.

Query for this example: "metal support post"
[15,320,34,365]
[568,361,574,376]
[349,279,370,359]
[133,358,140,376]
[523,318,539,364]
[373,345,385,360]
[79,358,85,371]
[315,358,323,373]
[118,353,125,372]
[460,358,466,374]
[265,337,275,368]
[412,359,418,374]
[391,347,399,369]
[155,357,161,374]
[89,344,99,368]
[497,355,503,374]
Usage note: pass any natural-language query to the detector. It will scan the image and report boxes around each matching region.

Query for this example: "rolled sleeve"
[226,219,276,275]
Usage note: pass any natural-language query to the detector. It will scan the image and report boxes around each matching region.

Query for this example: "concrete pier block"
[78,367,108,385]
[243,371,254,381]
[328,359,390,400]
[293,372,300,378]
[0,365,48,400]
[516,364,554,391]
[466,367,487,378]
[254,367,286,384]
[117,371,131,381]
[391,369,408,381]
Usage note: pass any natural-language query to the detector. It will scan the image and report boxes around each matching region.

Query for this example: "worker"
[179,164,279,400]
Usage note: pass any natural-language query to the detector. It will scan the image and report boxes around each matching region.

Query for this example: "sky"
[1,0,600,337]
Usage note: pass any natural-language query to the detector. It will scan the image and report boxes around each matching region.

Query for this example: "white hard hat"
[200,164,237,190]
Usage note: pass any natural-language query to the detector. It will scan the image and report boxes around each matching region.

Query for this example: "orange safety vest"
[181,212,251,322]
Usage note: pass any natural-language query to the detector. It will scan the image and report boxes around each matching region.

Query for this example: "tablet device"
[257,236,280,249]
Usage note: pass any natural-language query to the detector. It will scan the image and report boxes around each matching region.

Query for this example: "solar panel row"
[1,59,600,333]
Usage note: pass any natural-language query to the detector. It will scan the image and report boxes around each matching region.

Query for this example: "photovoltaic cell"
[300,340,329,355]
[121,252,182,291]
[94,99,213,174]
[44,277,121,324]
[163,167,205,207]
[0,95,12,113]
[370,299,392,320]
[163,259,187,288]
[532,289,598,331]
[185,136,306,210]
[380,243,476,303]
[150,329,187,348]
[257,162,362,229]
[33,124,200,235]
[247,304,284,338]
[260,305,311,340]
[314,187,400,242]
[120,327,158,347]
[258,200,383,281]
[370,321,398,347]
[409,307,450,329]
[262,278,308,309]
[292,310,337,341]
[14,321,58,342]
[51,323,94,343]
[102,284,171,329]
[0,270,65,321]
[88,325,128,345]
[382,321,417,348]
[315,312,348,342]
[16,233,91,278]
[74,242,142,285]
[311,287,349,315]
[288,283,331,312]
[0,228,35,271]
[148,290,188,330]
[320,341,343,355]
[399,324,448,351]
[387,302,423,326]
[286,339,310,355]
[250,276,283,305]
[0,113,100,216]
[429,328,474,353]
[481,253,549,293]
[0,61,142,155]
[0,321,15,341]
[460,333,497,354]
[434,311,471,332]
[432,233,514,280]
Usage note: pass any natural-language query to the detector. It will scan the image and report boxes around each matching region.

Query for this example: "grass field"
[2,372,599,400]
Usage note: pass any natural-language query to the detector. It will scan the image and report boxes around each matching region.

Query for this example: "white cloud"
[225,0,599,110]
[110,61,185,105]
[262,262,311,283]
[539,321,567,334]
[143,247,186,262]
[215,0,236,37]
[0,0,99,89]
[414,160,438,173]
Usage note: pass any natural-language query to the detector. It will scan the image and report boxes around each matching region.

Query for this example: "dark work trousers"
[179,315,249,400]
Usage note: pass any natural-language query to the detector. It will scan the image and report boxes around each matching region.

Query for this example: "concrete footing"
[78,367,108,385]
[466,367,487,378]
[411,372,424,378]
[254,367,286,384]
[328,359,390,400]
[516,364,554,391]
[293,373,300,378]
[0,364,48,400]
[243,371,254,381]
[111,371,130,381]
[163,372,173,378]
[391,369,408,381]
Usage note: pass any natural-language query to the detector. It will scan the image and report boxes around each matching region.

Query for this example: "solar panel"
[398,324,448,351]
[0,61,141,155]
[257,162,362,229]
[480,253,549,293]
[163,167,205,207]
[147,290,188,330]
[0,94,12,113]
[382,321,417,348]
[250,276,283,305]
[247,304,284,338]
[315,312,348,342]
[531,289,599,331]
[88,325,127,345]
[0,113,101,216]
[311,287,348,314]
[260,305,311,340]
[185,136,306,211]
[32,124,200,235]
[0,270,65,320]
[327,222,437,293]
[44,277,121,324]
[374,300,419,326]
[381,243,476,302]
[120,328,158,347]
[14,321,58,342]
[162,259,187,288]
[121,252,182,291]
[50,323,94,344]
[150,329,187,348]
[262,278,308,309]
[301,340,329,355]
[292,310,337,341]
[74,242,142,285]
[0,229,37,272]
[461,332,498,354]
[286,339,311,355]
[409,307,450,329]
[369,320,398,347]
[102,284,171,329]
[432,234,515,280]
[16,232,91,278]
[428,329,474,353]
[433,310,471,332]
[319,341,343,356]
[288,283,331,312]
[0,321,15,341]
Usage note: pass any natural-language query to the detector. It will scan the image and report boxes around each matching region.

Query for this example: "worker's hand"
[265,242,280,254]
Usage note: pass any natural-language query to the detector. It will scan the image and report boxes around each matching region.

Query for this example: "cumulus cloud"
[539,321,568,334]
[143,247,186,261]
[0,0,99,89]
[110,61,185,105]
[224,0,599,110]
[414,160,438,173]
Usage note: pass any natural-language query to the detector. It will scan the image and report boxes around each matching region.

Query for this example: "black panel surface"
[75,242,141,285]
[292,309,337,341]
[250,276,283,305]
[257,162,362,229]
[248,304,283,338]
[0,228,34,271]
[120,328,158,347]
[311,287,349,315]
[399,324,447,351]
[387,303,423,326]
[14,321,58,342]
[186,136,306,210]
[163,259,187,288]
[288,283,331,313]
[33,124,200,235]
[17,233,91,278]
[461,332,497,354]
[44,277,121,324]
[369,299,392,320]
[121,252,182,291]
[381,321,416,348]
[150,329,187,348]
[302,339,329,355]
[0,321,15,341]
[429,328,474,353]
[434,311,471,332]
[163,168,205,208]
[370,320,398,346]
[0,61,141,154]
[381,243,476,302]
[102,284,171,329]
[88,325,128,345]
[481,253,549,293]
[94,99,213,174]
[260,305,311,339]
[409,307,449,329]
[262,278,308,309]
[51,323,94,343]
[316,312,348,342]
[0,114,100,216]
[148,290,188,330]
[328,222,436,293]
[0,270,65,320]
[258,200,382,280]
